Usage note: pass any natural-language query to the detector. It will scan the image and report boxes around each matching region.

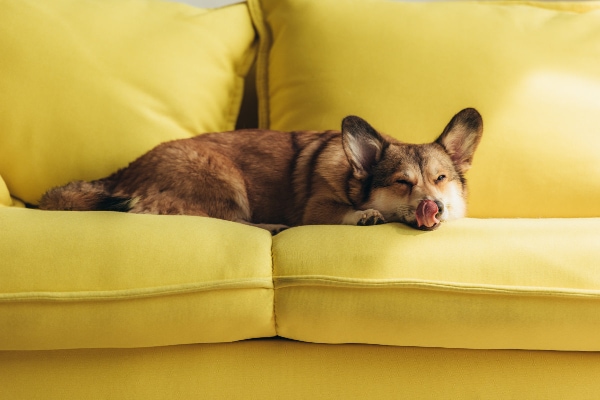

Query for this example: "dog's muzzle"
[416,199,443,229]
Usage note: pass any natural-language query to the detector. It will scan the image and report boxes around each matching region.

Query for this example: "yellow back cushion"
[249,0,600,218]
[0,0,256,204]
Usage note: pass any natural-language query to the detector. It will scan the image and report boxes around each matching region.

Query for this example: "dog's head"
[342,108,483,230]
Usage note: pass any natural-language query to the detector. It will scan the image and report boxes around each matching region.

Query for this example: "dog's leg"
[342,209,386,226]
[127,195,211,217]
[303,199,386,226]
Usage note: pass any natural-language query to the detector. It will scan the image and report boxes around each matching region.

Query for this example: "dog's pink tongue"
[416,200,439,228]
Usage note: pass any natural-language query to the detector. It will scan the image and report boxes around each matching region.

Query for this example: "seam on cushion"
[235,10,259,81]
[0,278,273,303]
[226,6,259,132]
[226,74,245,132]
[247,0,271,129]
[274,275,600,299]
[490,1,600,13]
[270,236,279,336]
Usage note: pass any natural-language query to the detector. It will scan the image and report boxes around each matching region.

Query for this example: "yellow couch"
[2,0,600,398]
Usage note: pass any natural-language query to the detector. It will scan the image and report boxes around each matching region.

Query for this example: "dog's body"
[39,108,483,233]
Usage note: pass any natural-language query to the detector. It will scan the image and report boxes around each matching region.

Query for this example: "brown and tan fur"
[39,108,483,234]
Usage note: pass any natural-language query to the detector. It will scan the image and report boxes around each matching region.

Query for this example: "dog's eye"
[396,179,412,187]
[436,175,446,182]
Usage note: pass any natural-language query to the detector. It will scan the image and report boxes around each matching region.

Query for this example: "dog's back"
[40,129,349,226]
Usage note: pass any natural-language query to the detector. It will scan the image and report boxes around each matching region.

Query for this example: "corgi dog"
[39,108,483,234]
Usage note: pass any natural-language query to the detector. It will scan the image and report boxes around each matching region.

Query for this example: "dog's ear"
[342,116,385,180]
[435,108,483,174]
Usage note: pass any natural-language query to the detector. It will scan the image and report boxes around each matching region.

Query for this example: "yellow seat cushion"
[249,0,600,218]
[0,209,275,350]
[0,0,256,205]
[272,219,600,351]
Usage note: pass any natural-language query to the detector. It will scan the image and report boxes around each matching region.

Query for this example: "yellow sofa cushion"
[0,0,256,205]
[272,219,600,351]
[249,0,600,218]
[0,209,274,350]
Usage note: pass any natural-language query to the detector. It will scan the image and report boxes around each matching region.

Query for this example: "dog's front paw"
[357,209,386,226]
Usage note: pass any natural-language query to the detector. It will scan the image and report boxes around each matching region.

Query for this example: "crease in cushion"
[0,0,256,204]
[0,208,275,350]
[249,0,600,219]
[272,219,600,351]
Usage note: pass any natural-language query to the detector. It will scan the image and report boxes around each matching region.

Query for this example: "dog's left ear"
[342,116,385,180]
[435,108,483,174]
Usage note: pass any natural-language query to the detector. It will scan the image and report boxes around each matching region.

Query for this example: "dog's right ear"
[342,116,385,180]
[435,108,483,175]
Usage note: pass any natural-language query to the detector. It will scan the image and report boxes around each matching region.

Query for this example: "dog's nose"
[434,200,444,215]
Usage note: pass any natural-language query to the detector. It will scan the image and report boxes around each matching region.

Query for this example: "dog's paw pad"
[357,209,385,226]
